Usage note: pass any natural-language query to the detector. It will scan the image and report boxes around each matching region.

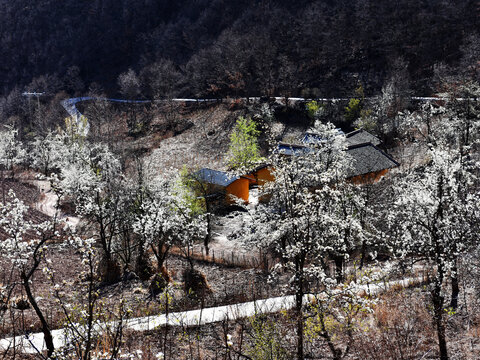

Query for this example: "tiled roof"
[277,143,311,156]
[277,141,399,177]
[346,129,381,146]
[195,168,239,187]
[346,143,399,177]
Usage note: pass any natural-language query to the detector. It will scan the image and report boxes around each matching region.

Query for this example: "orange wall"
[349,169,389,185]
[223,167,389,205]
[226,178,250,204]
[253,167,275,203]
[256,167,275,186]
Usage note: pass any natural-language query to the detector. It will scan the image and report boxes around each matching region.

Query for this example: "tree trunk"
[296,289,304,360]
[359,240,367,269]
[334,256,343,283]
[295,259,305,360]
[83,261,96,360]
[1,169,5,204]
[320,313,342,360]
[450,262,459,310]
[153,241,169,272]
[22,273,55,358]
[204,212,211,255]
[432,283,449,360]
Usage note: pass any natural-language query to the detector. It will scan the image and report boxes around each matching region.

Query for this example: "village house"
[194,168,250,204]
[345,142,399,183]
[196,129,398,205]
[345,128,381,146]
[277,140,398,183]
[278,128,398,184]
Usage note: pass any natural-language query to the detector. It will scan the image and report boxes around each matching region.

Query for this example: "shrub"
[135,251,155,281]
[183,268,211,298]
[97,257,122,284]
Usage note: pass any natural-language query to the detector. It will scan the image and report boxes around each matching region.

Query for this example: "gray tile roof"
[346,129,381,146]
[346,143,399,177]
[277,141,399,177]
[195,168,239,187]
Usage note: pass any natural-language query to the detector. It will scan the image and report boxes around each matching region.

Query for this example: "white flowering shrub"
[0,189,59,268]
[30,130,65,175]
[0,189,60,357]
[133,171,206,271]
[54,138,130,280]
[0,125,26,173]
[388,88,480,360]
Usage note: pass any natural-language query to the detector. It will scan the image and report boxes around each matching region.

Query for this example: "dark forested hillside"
[0,0,478,99]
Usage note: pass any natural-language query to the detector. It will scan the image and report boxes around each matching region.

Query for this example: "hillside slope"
[0,0,477,98]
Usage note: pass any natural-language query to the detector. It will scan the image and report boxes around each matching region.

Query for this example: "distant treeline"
[0,0,478,100]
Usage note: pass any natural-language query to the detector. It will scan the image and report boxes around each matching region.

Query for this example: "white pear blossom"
[133,171,206,269]
[244,122,370,359]
[0,125,26,171]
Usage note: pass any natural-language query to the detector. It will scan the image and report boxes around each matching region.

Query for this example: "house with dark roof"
[345,129,381,146]
[346,142,399,183]
[276,130,398,184]
[194,130,396,206]
[194,168,250,204]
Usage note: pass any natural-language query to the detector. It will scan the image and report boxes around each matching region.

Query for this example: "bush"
[183,268,211,298]
[149,266,172,296]
[352,291,434,360]
[135,251,155,281]
[97,257,122,284]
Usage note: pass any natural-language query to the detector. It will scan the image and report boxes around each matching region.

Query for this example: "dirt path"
[18,172,81,230]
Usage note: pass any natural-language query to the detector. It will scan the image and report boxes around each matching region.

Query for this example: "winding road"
[35,93,470,356]
[61,95,477,137]
[0,276,424,355]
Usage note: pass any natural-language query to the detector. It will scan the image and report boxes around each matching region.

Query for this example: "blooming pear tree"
[389,93,480,360]
[133,171,207,272]
[30,130,65,175]
[389,148,479,360]
[0,125,26,178]
[0,190,60,357]
[133,174,176,272]
[56,139,131,281]
[245,122,368,360]
[46,236,101,360]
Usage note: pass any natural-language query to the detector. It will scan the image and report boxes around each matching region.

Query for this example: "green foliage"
[345,84,369,124]
[445,307,456,316]
[246,315,289,360]
[306,100,323,119]
[174,165,205,216]
[354,83,365,99]
[64,115,90,150]
[304,290,371,359]
[353,108,376,132]
[305,299,362,341]
[227,115,263,171]
[345,98,362,124]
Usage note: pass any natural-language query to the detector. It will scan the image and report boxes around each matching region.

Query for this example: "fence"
[170,245,277,271]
